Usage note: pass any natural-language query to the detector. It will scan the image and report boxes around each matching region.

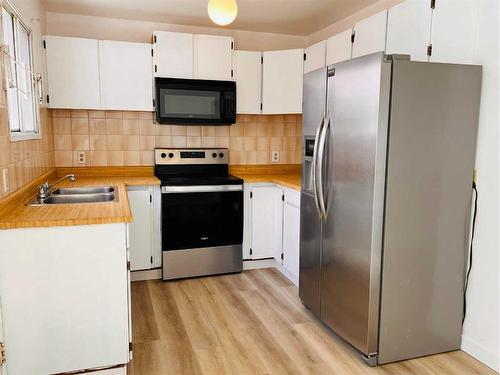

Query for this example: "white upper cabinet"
[304,40,326,74]
[99,40,153,111]
[233,50,262,114]
[386,0,433,62]
[352,10,388,58]
[194,34,234,80]
[262,49,304,114]
[326,29,353,65]
[45,36,100,109]
[430,0,479,64]
[153,31,194,78]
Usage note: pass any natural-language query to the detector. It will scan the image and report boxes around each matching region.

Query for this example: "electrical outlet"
[77,151,86,164]
[2,168,8,193]
[271,151,279,163]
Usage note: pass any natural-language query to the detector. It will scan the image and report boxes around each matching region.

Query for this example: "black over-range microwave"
[155,77,236,125]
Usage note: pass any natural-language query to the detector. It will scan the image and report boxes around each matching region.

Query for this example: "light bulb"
[208,0,238,26]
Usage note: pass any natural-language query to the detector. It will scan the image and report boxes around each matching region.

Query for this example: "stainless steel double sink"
[29,186,119,205]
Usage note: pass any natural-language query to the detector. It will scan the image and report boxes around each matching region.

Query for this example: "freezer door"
[320,52,391,357]
[299,193,322,315]
[299,67,327,314]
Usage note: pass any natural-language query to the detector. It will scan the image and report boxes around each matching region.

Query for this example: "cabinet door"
[151,186,162,268]
[326,29,353,65]
[262,49,304,114]
[195,34,234,80]
[45,36,100,109]
[283,188,300,281]
[430,0,479,64]
[386,0,432,62]
[233,51,262,114]
[283,202,300,281]
[153,31,194,78]
[304,40,326,74]
[250,186,282,259]
[99,40,153,111]
[127,188,153,271]
[352,10,388,58]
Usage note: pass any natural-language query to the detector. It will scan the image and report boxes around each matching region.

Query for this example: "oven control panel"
[155,148,229,165]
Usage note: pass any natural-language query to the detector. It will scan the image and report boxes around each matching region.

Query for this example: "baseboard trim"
[130,259,299,287]
[243,258,277,270]
[244,258,298,286]
[461,334,499,372]
[131,268,162,281]
[274,262,299,286]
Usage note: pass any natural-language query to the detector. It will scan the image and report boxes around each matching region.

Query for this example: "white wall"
[45,12,307,51]
[461,0,499,371]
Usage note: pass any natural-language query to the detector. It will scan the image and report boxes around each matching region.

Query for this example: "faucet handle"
[37,182,50,200]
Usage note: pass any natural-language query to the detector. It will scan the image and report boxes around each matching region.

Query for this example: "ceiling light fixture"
[207,0,238,26]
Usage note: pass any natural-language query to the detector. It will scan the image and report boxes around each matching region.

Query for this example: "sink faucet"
[37,174,76,201]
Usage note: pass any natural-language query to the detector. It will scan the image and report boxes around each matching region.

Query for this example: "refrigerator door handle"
[323,114,333,220]
[317,114,330,220]
[312,115,325,220]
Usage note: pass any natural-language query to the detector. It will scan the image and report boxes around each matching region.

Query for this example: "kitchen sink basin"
[52,186,116,195]
[37,193,117,204]
[28,186,119,206]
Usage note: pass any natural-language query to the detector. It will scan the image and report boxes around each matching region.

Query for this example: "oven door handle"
[161,185,243,193]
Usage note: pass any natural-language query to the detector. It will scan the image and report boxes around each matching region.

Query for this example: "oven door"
[161,185,243,251]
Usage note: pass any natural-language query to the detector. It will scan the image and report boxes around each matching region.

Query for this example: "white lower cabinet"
[282,188,301,282]
[244,184,283,260]
[127,186,161,271]
[0,224,130,374]
[244,183,301,285]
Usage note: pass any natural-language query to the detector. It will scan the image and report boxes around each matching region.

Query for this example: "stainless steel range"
[154,148,244,280]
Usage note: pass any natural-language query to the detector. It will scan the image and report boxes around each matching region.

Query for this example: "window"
[1,4,40,141]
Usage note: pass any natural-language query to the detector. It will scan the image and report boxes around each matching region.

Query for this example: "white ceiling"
[41,0,379,36]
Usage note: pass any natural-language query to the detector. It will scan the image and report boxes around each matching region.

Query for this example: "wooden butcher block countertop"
[232,173,301,190]
[0,165,300,230]
[230,164,301,191]
[0,167,160,230]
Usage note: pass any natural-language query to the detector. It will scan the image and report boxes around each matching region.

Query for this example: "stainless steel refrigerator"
[299,52,482,365]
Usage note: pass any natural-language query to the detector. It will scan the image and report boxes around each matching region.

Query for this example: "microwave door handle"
[312,115,325,220]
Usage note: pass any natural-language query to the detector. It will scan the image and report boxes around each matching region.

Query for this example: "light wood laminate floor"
[128,268,495,375]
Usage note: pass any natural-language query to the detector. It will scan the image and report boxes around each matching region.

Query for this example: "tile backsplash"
[53,110,302,167]
[0,107,55,199]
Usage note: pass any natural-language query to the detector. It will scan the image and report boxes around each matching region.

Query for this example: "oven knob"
[212,152,217,158]
[168,153,174,158]
[160,152,166,158]
[219,153,224,158]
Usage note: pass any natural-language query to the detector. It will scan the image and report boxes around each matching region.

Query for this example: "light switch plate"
[77,151,86,164]
[271,151,280,163]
